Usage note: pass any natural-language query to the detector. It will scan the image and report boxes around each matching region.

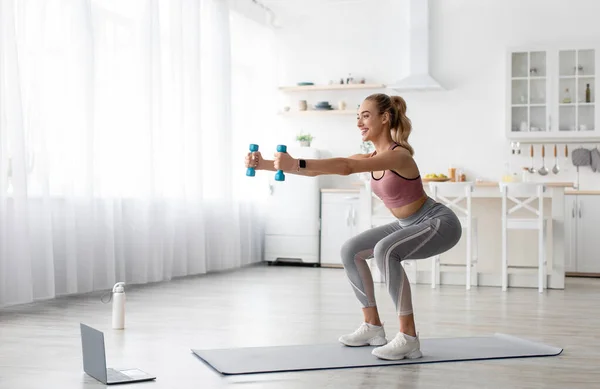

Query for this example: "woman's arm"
[258,158,321,177]
[274,149,408,176]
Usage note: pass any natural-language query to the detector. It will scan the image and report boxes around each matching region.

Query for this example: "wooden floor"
[1,264,599,389]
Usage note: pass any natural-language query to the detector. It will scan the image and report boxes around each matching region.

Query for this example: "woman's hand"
[245,151,264,170]
[274,151,297,172]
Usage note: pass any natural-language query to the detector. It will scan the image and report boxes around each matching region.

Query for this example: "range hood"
[388,0,444,92]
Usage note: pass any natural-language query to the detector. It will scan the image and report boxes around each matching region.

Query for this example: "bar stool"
[499,182,547,293]
[428,182,479,290]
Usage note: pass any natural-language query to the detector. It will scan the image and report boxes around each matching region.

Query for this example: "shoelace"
[353,324,369,335]
[389,334,408,347]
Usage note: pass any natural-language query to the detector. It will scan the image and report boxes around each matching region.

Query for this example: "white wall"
[271,0,600,189]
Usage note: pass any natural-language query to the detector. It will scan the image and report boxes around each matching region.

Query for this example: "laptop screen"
[80,323,108,383]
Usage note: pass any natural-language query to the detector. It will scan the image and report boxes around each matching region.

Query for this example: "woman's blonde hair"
[365,93,414,155]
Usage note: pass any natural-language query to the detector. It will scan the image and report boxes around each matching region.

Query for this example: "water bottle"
[112,282,126,329]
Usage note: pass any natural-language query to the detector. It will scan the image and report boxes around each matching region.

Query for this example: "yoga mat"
[191,333,562,375]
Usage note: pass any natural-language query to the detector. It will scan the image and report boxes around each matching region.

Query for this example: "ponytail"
[389,96,413,156]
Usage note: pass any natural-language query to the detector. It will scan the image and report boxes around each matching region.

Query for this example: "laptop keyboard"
[107,369,134,382]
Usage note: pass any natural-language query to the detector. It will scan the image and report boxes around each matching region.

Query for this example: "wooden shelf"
[559,103,595,106]
[278,83,385,92]
[560,75,595,79]
[279,109,356,116]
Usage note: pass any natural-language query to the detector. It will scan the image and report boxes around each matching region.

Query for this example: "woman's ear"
[381,111,390,125]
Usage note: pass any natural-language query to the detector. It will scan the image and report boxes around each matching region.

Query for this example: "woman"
[244,93,462,360]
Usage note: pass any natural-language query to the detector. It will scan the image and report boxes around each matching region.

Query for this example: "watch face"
[300,159,306,168]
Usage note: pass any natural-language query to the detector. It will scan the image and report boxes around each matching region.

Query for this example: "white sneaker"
[371,332,422,360]
[338,323,388,347]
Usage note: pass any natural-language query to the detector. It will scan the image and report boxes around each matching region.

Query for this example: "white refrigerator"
[264,147,321,265]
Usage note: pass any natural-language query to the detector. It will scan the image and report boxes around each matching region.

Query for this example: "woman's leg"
[338,221,404,346]
[372,206,462,359]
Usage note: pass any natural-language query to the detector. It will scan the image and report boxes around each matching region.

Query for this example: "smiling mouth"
[360,128,369,136]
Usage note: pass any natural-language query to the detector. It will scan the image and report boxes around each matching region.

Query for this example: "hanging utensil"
[538,145,548,175]
[528,145,536,174]
[572,146,592,189]
[552,144,560,174]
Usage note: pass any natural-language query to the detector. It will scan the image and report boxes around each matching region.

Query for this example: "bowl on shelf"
[314,101,333,110]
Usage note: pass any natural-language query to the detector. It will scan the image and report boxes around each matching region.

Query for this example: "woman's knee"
[373,240,390,270]
[340,236,362,266]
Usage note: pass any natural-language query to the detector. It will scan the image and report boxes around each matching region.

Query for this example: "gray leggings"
[340,197,462,316]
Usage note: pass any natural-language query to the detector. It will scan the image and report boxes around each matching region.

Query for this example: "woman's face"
[357,99,388,142]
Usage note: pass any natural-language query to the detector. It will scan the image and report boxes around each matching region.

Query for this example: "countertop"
[321,188,360,193]
[471,181,574,188]
[321,181,577,193]
[565,190,600,195]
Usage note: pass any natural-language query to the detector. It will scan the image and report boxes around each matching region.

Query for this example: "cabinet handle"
[351,207,356,226]
[572,202,575,218]
[579,201,582,218]
[345,196,359,200]
[548,114,551,130]
[346,208,351,226]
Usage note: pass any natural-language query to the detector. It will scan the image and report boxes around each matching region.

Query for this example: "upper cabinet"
[507,45,600,142]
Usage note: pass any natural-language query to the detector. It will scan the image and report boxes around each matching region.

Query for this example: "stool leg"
[502,196,508,292]
[473,221,479,287]
[411,260,418,284]
[544,224,547,290]
[539,223,546,293]
[466,224,471,290]
[538,223,542,293]
[431,256,437,288]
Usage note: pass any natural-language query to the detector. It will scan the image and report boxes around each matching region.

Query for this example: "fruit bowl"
[422,174,450,182]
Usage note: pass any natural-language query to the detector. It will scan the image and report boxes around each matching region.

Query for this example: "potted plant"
[296,132,314,147]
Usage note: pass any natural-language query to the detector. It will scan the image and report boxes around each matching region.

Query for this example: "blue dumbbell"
[246,144,259,177]
[275,144,287,181]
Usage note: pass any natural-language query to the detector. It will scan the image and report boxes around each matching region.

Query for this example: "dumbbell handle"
[275,144,287,181]
[246,144,259,177]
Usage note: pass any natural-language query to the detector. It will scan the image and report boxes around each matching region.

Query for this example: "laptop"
[80,323,156,385]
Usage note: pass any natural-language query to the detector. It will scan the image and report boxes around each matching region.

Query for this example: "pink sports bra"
[370,143,425,208]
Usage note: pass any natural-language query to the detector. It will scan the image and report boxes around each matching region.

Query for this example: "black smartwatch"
[298,159,307,169]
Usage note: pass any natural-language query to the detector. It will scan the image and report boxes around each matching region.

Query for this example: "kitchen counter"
[565,190,600,195]
[320,188,360,193]
[470,181,573,188]
[322,181,575,194]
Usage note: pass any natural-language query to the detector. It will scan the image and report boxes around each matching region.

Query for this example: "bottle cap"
[112,282,125,293]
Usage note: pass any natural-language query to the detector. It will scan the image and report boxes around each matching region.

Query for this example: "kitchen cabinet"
[507,45,600,142]
[319,192,361,266]
[565,194,600,275]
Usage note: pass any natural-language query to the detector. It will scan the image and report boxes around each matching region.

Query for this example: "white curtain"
[0,0,275,307]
